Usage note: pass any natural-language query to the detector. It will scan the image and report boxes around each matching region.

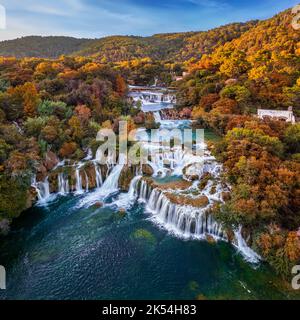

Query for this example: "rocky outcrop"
[165,193,209,208]
[141,164,154,176]
[183,164,201,181]
[44,151,59,171]
[198,172,213,190]
[119,165,136,191]
[160,108,192,120]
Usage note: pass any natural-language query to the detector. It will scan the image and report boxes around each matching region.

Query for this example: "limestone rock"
[43,151,59,171]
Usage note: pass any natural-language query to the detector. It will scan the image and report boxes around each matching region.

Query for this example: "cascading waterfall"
[77,164,124,208]
[128,175,142,200]
[233,226,261,263]
[84,171,89,192]
[128,87,176,109]
[58,173,69,195]
[101,164,123,192]
[32,176,50,203]
[83,148,93,160]
[112,175,142,209]
[136,182,225,240]
[75,167,83,194]
[94,163,103,188]
[138,179,149,202]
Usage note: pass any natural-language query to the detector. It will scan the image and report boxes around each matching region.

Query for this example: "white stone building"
[257,108,296,124]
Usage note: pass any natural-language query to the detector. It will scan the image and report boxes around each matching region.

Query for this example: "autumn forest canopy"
[0,8,299,281]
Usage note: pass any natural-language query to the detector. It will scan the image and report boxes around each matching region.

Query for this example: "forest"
[0,8,299,281]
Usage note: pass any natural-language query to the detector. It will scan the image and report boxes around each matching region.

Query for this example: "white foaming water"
[94,163,103,188]
[75,167,84,194]
[234,226,261,263]
[83,148,93,160]
[136,181,225,240]
[31,176,51,204]
[77,164,124,208]
[84,171,89,193]
[111,175,142,209]
[58,173,69,195]
[154,111,161,122]
[128,86,176,112]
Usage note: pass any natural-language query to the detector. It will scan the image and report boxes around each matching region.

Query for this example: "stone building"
[257,107,296,124]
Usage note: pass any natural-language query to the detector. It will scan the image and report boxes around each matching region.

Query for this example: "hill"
[0,36,92,59]
[0,21,257,61]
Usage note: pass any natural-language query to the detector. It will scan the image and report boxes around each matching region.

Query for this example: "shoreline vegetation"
[0,7,299,292]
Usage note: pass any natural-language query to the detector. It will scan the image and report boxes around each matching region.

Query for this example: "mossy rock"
[196,294,208,300]
[210,183,217,195]
[92,202,103,208]
[188,280,200,291]
[198,172,213,190]
[131,228,157,245]
[183,164,201,181]
[118,208,126,218]
[206,234,217,244]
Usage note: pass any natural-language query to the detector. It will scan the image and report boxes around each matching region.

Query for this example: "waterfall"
[84,171,89,192]
[112,175,142,209]
[32,177,50,203]
[135,178,260,263]
[101,164,123,192]
[13,121,23,134]
[128,175,142,200]
[84,148,93,160]
[58,173,69,195]
[154,112,161,122]
[75,167,83,194]
[77,164,124,208]
[94,163,103,188]
[128,87,176,110]
[138,179,149,202]
[233,226,261,263]
[136,181,225,240]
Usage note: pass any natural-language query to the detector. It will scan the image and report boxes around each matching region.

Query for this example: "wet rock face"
[142,164,154,176]
[183,164,201,181]
[226,229,235,243]
[198,172,213,190]
[93,202,103,208]
[81,164,97,190]
[26,187,38,209]
[43,151,59,171]
[119,165,136,191]
[48,171,59,193]
[36,164,48,181]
